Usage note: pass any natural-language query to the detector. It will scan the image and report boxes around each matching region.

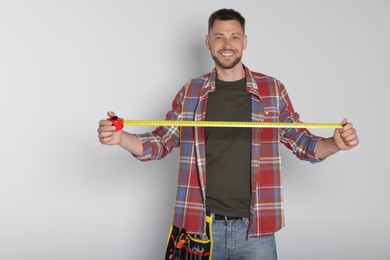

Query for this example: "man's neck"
[215,63,245,81]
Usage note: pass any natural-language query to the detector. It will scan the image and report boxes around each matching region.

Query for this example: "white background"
[1,1,389,259]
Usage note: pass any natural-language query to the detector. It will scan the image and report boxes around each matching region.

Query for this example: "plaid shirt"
[136,66,323,237]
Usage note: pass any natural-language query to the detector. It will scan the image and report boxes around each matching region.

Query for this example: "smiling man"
[98,9,359,259]
[207,18,247,72]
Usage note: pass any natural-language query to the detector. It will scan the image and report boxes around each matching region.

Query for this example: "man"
[98,9,358,260]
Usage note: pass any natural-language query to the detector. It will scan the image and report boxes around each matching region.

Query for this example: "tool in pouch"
[107,117,343,130]
[165,215,213,260]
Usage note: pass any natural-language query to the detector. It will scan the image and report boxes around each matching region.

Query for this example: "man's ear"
[205,35,210,50]
[244,35,248,50]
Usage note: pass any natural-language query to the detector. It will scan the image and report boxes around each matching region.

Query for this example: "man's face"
[206,20,247,70]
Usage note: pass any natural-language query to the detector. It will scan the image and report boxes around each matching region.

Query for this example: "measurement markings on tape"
[122,120,343,129]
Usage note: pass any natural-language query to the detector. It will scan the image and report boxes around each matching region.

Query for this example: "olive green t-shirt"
[205,77,251,218]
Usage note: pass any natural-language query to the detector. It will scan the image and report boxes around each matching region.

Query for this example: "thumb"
[341,118,348,126]
[107,111,117,118]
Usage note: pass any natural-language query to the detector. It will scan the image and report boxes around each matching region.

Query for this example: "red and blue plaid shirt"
[136,66,323,237]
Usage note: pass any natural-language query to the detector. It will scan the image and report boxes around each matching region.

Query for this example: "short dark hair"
[208,9,245,33]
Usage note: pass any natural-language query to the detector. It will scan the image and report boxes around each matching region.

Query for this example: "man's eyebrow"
[211,32,243,36]
[231,32,243,36]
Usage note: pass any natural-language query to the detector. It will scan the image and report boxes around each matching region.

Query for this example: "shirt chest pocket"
[262,107,279,122]
[259,107,279,142]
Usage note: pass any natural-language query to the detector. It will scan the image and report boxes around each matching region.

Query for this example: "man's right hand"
[97,111,122,145]
[97,111,143,156]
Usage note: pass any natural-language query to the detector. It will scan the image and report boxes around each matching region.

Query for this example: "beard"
[211,52,242,70]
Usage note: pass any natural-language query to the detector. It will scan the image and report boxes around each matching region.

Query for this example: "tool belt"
[165,215,213,260]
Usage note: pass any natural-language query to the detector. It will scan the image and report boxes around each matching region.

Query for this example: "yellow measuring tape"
[122,120,342,129]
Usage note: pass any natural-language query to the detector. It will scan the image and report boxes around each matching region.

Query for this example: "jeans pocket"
[242,217,250,224]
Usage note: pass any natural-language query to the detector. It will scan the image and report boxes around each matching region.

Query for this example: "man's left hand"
[333,118,359,151]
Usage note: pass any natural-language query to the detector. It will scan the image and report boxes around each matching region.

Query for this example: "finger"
[99,132,115,144]
[342,133,358,142]
[99,135,113,144]
[341,127,356,137]
[346,138,359,147]
[99,119,114,127]
[98,130,116,138]
[97,125,116,133]
[340,122,354,134]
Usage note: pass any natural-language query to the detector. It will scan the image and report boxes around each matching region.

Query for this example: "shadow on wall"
[192,40,213,75]
[176,25,213,78]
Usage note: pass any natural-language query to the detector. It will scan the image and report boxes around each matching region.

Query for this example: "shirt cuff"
[132,133,152,161]
[310,137,326,163]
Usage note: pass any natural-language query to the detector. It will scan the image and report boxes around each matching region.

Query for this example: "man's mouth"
[220,51,235,58]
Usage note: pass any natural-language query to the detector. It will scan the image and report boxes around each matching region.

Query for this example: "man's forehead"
[210,20,244,35]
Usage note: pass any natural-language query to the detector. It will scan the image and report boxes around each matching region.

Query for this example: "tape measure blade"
[122,120,342,129]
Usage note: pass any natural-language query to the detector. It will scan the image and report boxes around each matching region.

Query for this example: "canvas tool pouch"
[165,215,213,260]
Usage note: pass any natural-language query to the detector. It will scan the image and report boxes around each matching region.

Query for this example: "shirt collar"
[200,65,261,100]
[244,66,262,100]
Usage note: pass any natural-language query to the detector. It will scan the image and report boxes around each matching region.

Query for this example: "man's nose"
[222,38,232,48]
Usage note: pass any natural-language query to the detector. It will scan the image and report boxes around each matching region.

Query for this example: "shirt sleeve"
[134,85,185,162]
[278,82,324,163]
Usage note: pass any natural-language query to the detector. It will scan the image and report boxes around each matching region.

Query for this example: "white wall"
[1,1,389,259]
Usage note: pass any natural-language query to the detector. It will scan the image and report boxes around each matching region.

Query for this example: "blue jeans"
[211,217,277,260]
